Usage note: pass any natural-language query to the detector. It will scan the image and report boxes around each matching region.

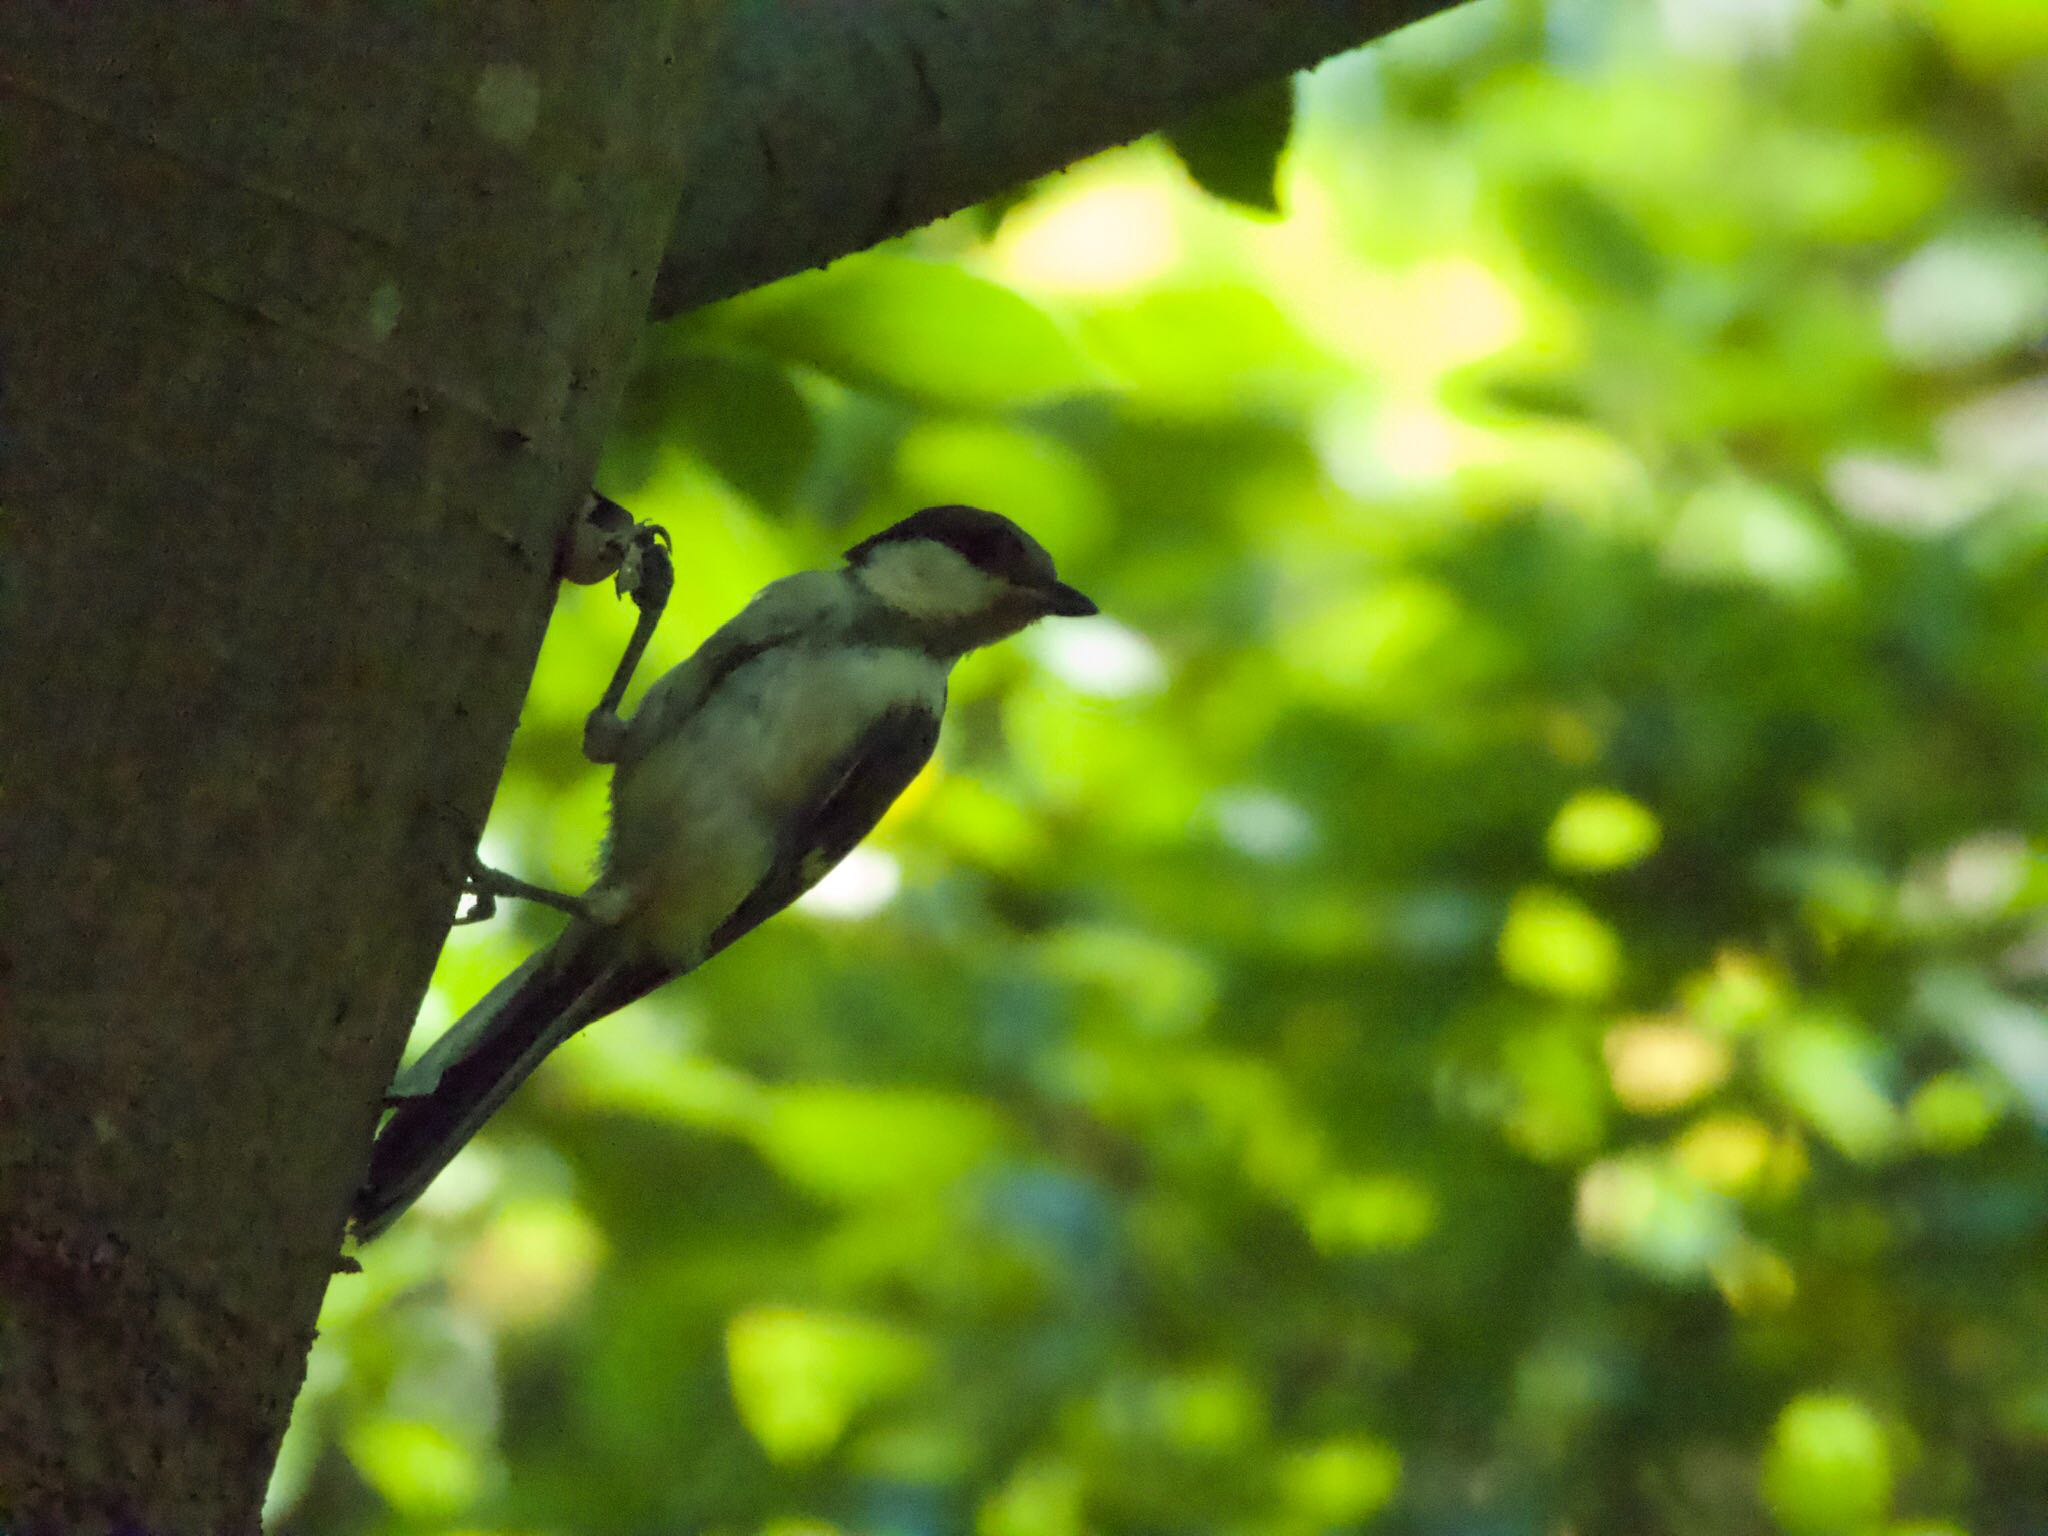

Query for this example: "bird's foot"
[616,520,673,611]
[583,707,628,764]
[456,853,592,926]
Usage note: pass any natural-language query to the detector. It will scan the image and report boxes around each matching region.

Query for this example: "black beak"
[1041,581,1099,618]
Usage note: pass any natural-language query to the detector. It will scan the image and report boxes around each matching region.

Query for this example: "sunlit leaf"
[1279,1436,1402,1522]
[1501,1021,1611,1160]
[1575,1154,1740,1280]
[1084,282,1337,414]
[981,1458,1085,1536]
[1907,1070,2003,1153]
[1763,1017,1901,1163]
[1603,1018,1730,1113]
[705,256,1109,409]
[452,1198,604,1331]
[1915,968,2048,1126]
[1672,1113,1780,1197]
[726,1307,931,1464]
[1883,221,2048,370]
[1762,1394,1893,1536]
[1662,478,1851,600]
[1303,1173,1438,1253]
[343,1418,485,1518]
[1548,789,1662,872]
[1499,887,1623,1000]
[752,1086,1005,1203]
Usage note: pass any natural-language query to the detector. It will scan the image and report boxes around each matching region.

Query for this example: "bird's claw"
[424,805,493,921]
[437,833,499,924]
[559,492,671,601]
[452,881,497,926]
[617,522,674,611]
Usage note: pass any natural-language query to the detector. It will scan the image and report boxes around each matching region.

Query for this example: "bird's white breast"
[605,640,945,959]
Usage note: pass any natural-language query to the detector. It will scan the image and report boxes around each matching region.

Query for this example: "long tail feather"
[386,946,555,1105]
[353,924,671,1241]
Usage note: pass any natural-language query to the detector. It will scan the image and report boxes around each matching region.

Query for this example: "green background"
[283,1,2048,1530]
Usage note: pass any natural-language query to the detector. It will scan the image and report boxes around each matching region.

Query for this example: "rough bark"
[0,1,1459,1529]
[0,6,711,1528]
[653,0,1455,316]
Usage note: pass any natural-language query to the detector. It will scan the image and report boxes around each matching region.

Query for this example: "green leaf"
[1907,1070,2003,1152]
[1164,75,1295,215]
[1280,1437,1402,1523]
[1507,176,1664,302]
[705,255,1108,410]
[617,344,817,513]
[1663,477,1851,601]
[1762,1394,1893,1536]
[343,1418,484,1519]
[1499,887,1623,1000]
[726,1306,930,1464]
[752,1085,1004,1203]
[1763,1017,1901,1163]
[1548,789,1662,872]
[1576,1154,1741,1280]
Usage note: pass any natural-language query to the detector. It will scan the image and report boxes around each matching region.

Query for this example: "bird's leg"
[584,519,674,765]
[431,808,591,925]
[454,852,592,926]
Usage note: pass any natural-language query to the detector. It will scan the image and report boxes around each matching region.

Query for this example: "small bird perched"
[353,505,1096,1239]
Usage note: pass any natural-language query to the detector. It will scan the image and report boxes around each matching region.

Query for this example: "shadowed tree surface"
[281,1,2048,1532]
[0,8,708,1525]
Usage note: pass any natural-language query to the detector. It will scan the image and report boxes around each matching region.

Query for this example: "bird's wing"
[702,701,943,962]
[354,921,672,1240]
[616,572,843,768]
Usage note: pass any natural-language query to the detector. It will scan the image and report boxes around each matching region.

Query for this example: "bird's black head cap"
[845,504,1056,587]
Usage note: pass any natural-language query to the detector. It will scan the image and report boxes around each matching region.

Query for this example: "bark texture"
[653,0,1455,316]
[0,6,710,1529]
[0,0,1459,1529]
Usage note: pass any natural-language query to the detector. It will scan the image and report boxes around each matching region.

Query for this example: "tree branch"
[652,0,1461,317]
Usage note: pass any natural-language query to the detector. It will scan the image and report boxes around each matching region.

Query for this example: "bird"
[353,504,1097,1240]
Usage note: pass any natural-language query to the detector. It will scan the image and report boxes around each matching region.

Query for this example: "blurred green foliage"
[282,1,2048,1531]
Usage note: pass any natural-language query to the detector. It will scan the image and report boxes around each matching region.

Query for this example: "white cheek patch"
[858,540,1008,620]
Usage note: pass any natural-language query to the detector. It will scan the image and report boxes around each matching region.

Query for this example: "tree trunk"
[0,2,1457,1528]
[0,7,711,1527]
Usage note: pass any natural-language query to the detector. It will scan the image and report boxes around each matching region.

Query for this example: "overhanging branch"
[653,0,1465,317]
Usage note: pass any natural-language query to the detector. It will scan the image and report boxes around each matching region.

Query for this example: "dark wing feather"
[353,923,673,1240]
[704,703,942,961]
